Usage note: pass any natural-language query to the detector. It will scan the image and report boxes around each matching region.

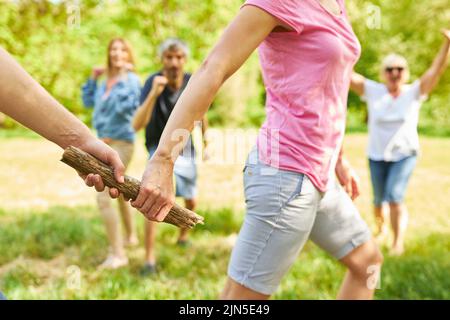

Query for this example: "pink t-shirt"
[243,0,361,192]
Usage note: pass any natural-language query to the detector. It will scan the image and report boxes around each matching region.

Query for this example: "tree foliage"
[0,0,449,133]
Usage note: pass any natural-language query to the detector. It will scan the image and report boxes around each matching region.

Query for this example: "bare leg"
[221,240,383,300]
[374,204,388,239]
[118,195,138,246]
[96,191,128,269]
[178,198,196,243]
[337,239,383,300]
[144,220,157,265]
[220,277,269,300]
[97,191,125,257]
[389,202,408,255]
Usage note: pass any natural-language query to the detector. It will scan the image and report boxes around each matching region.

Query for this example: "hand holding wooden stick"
[61,146,204,229]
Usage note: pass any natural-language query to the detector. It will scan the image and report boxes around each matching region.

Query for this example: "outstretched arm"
[350,72,366,97]
[0,47,125,188]
[420,29,450,96]
[130,6,284,221]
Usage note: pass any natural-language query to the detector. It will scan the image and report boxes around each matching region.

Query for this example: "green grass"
[0,205,448,300]
[0,132,449,299]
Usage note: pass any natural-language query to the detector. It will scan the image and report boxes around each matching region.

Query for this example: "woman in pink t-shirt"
[87,0,383,299]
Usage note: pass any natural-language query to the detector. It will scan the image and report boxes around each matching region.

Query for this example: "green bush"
[0,0,449,132]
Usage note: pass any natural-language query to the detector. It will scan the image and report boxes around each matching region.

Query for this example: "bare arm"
[0,47,125,186]
[420,29,450,96]
[131,6,283,221]
[335,146,360,200]
[350,72,366,97]
[154,7,280,162]
[132,75,168,131]
[0,47,93,149]
[132,90,158,131]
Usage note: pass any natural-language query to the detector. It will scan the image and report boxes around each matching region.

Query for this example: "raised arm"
[0,47,125,186]
[420,29,450,96]
[132,75,167,131]
[115,74,141,116]
[350,71,366,97]
[81,67,105,108]
[131,6,283,221]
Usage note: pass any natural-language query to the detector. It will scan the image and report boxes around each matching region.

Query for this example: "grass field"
[0,130,448,299]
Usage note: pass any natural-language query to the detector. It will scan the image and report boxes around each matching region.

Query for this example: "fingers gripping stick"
[61,146,204,229]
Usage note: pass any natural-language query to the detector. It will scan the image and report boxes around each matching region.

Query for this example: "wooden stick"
[61,146,204,229]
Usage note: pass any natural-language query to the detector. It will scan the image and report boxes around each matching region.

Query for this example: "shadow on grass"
[376,232,450,299]
[276,232,449,299]
[0,205,448,299]
[0,206,107,265]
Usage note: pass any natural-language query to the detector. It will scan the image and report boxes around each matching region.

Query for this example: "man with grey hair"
[157,37,191,60]
[133,38,208,275]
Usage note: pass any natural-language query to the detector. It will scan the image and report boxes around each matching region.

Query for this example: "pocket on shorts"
[322,182,365,231]
[243,164,282,216]
[279,171,305,208]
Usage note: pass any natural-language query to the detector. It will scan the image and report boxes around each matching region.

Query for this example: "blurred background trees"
[0,0,449,134]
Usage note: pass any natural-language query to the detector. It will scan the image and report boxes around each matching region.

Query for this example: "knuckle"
[132,201,141,209]
[147,211,157,220]
[154,188,162,197]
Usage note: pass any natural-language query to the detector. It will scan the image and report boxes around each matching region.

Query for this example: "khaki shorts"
[108,139,134,168]
[228,147,372,295]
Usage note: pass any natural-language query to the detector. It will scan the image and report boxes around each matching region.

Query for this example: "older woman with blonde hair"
[82,37,141,269]
[350,29,450,255]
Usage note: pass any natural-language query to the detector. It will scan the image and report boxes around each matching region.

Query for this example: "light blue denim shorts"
[369,156,417,206]
[148,146,197,200]
[228,147,372,295]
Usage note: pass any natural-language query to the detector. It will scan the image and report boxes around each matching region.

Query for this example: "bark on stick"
[61,146,204,229]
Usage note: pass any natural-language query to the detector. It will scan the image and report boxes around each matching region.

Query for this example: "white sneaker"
[98,254,129,270]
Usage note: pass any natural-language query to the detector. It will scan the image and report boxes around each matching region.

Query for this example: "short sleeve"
[361,79,385,103]
[410,79,428,103]
[242,0,304,34]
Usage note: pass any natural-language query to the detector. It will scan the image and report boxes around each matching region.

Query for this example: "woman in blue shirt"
[82,38,141,269]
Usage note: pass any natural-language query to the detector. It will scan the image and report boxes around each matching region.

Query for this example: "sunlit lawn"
[0,130,448,299]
